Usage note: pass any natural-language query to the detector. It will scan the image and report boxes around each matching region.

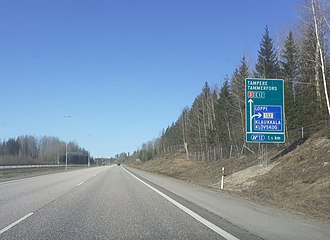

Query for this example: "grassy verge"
[0,166,91,182]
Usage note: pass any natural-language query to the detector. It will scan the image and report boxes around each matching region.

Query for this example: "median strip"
[0,213,34,235]
[122,167,240,240]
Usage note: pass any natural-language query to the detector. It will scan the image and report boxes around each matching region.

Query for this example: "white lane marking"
[123,167,240,240]
[78,181,84,186]
[0,213,34,235]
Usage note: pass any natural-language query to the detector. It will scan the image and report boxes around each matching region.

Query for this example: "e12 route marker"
[245,78,285,143]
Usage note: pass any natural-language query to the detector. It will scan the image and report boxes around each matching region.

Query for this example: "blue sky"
[0,0,301,157]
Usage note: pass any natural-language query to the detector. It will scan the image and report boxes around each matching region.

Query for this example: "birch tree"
[310,0,330,118]
[298,0,330,123]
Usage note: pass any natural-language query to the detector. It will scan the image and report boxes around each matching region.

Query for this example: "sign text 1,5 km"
[245,78,285,143]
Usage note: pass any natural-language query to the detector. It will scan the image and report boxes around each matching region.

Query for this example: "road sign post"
[245,78,285,143]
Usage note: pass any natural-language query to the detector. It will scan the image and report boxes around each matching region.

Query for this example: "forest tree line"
[0,136,89,165]
[134,0,330,162]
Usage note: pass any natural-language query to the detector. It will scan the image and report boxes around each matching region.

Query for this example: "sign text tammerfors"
[245,78,285,143]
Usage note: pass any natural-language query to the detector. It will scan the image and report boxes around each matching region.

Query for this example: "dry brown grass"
[244,134,330,219]
[128,131,330,220]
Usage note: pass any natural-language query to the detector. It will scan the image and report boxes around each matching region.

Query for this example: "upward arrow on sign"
[248,99,261,133]
[245,78,285,143]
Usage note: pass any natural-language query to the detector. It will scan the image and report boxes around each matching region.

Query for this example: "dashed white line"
[78,181,84,186]
[122,167,240,240]
[0,213,34,235]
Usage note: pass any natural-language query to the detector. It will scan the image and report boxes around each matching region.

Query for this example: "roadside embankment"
[128,132,330,220]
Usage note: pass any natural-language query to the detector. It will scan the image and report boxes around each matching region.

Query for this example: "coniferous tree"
[201,82,217,149]
[255,26,280,79]
[208,89,218,148]
[133,2,330,162]
[230,56,251,148]
[186,95,204,152]
[281,31,300,130]
[215,79,234,148]
[232,56,250,102]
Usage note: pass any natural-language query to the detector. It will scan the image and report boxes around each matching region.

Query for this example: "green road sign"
[245,78,285,143]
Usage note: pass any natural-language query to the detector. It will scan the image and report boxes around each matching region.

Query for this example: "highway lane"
[0,166,110,232]
[1,165,328,239]
[0,165,262,239]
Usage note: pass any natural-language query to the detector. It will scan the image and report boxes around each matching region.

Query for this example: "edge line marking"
[122,167,239,240]
[0,213,34,235]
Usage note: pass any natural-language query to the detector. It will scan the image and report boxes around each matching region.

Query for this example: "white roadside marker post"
[221,167,224,190]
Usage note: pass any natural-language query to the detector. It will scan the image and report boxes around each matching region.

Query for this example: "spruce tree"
[281,31,300,130]
[232,56,250,104]
[215,79,233,147]
[255,26,280,79]
[231,56,250,142]
[187,93,207,152]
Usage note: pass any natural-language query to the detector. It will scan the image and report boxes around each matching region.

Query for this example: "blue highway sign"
[245,78,285,143]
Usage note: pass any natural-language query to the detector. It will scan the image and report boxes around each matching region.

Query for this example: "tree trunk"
[314,42,322,107]
[311,0,330,117]
[181,110,189,160]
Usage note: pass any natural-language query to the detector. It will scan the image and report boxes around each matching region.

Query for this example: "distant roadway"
[0,165,329,239]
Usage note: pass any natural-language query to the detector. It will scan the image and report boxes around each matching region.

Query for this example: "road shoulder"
[125,165,330,240]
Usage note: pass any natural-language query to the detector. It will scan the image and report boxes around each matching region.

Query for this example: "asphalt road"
[0,165,329,239]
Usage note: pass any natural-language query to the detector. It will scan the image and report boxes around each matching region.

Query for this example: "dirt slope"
[244,133,330,219]
[128,131,330,220]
